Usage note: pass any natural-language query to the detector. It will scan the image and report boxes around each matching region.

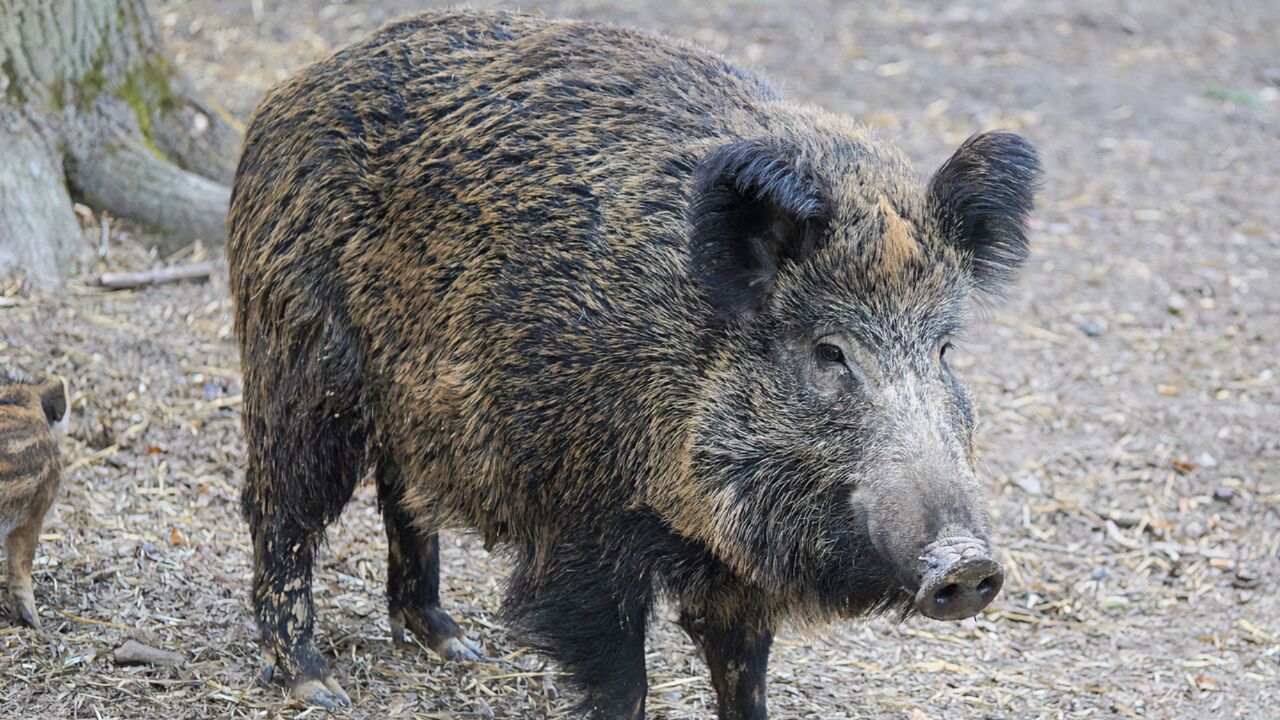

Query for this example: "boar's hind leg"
[248,513,350,708]
[377,461,483,661]
[246,422,368,706]
[241,313,369,708]
[679,610,772,720]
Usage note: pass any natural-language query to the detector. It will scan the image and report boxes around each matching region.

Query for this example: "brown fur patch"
[875,196,922,274]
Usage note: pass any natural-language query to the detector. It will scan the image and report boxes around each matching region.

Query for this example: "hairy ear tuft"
[688,140,830,322]
[928,132,1042,293]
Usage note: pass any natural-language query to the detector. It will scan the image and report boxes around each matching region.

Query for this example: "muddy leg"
[6,513,44,628]
[378,464,482,661]
[680,610,772,720]
[250,516,349,708]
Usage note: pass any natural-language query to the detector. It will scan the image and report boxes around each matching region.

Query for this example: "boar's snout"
[914,537,1003,621]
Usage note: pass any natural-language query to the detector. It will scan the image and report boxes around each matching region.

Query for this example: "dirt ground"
[2,1,1278,718]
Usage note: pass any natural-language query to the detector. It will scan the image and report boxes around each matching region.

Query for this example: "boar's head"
[678,130,1041,621]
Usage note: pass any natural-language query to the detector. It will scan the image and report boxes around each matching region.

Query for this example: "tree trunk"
[0,0,241,289]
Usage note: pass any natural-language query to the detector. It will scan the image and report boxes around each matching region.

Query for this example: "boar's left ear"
[689,139,831,322]
[928,131,1043,293]
[38,378,68,425]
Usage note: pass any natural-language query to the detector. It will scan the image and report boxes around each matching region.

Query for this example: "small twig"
[99,213,110,259]
[63,444,120,474]
[53,609,133,631]
[98,262,215,290]
[235,661,269,706]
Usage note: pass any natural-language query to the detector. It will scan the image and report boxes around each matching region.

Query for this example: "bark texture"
[0,0,240,288]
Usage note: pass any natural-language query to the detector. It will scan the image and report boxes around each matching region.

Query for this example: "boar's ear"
[928,132,1042,293]
[689,140,830,322]
[38,378,68,425]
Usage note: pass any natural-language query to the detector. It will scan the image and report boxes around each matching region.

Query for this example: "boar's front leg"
[508,540,650,719]
[679,609,772,720]
[376,460,483,661]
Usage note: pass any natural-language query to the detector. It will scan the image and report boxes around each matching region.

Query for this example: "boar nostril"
[933,583,959,607]
[976,576,998,599]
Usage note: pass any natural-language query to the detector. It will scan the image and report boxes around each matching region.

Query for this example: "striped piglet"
[0,375,67,627]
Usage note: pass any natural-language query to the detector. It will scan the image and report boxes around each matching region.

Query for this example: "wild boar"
[228,10,1040,718]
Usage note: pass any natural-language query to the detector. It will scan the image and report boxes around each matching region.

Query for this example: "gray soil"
[2,1,1277,718]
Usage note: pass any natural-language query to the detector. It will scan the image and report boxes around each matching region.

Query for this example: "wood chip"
[113,640,185,667]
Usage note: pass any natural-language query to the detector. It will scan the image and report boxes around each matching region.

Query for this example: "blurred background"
[1,1,1277,718]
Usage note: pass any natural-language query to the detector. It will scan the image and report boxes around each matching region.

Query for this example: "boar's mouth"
[849,500,1003,621]
[821,504,922,620]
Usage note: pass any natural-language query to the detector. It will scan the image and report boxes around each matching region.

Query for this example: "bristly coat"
[229,10,1040,717]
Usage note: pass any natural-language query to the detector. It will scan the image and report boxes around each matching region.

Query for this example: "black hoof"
[437,636,486,662]
[391,607,486,662]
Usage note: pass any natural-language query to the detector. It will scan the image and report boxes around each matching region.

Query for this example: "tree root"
[0,0,242,286]
[149,80,244,186]
[66,104,231,254]
[149,99,241,185]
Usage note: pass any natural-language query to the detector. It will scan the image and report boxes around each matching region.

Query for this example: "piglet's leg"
[6,511,44,628]
[679,611,772,720]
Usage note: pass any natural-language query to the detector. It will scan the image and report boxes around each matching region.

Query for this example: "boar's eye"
[939,341,954,361]
[816,342,845,364]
